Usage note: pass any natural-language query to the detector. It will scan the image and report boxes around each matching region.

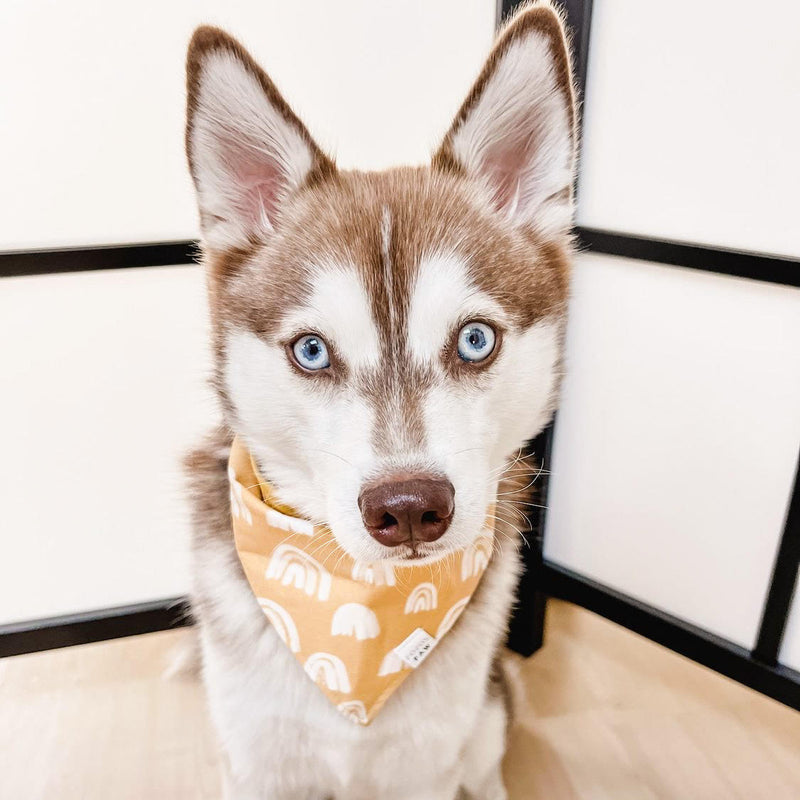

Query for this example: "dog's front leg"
[457,689,509,800]
[378,766,462,800]
[222,766,332,800]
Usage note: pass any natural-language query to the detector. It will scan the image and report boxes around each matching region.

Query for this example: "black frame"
[0,241,196,278]
[1,0,798,717]
[0,597,191,658]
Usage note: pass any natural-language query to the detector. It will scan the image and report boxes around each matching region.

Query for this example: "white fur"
[449,28,574,236]
[380,206,397,333]
[190,51,316,250]
[278,265,382,371]
[407,251,509,365]
[224,328,376,538]
[404,252,562,550]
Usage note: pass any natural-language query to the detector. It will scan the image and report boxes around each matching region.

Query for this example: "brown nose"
[359,477,455,547]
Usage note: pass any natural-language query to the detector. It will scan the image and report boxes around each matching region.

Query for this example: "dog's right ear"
[433,2,576,239]
[185,27,334,251]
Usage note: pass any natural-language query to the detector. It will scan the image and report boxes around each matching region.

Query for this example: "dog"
[184,2,576,797]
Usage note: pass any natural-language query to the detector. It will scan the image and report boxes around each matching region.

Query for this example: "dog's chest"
[196,529,519,794]
[202,615,490,792]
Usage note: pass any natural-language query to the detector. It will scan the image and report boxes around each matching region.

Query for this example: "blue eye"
[457,322,496,363]
[292,334,331,371]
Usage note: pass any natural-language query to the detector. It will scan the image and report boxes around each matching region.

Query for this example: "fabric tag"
[394,628,437,668]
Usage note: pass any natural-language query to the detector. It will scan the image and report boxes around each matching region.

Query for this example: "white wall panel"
[578,0,800,260]
[544,253,800,649]
[0,266,214,623]
[780,589,800,672]
[0,0,495,250]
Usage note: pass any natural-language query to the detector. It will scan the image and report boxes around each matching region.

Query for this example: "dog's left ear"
[434,2,576,238]
[185,26,335,251]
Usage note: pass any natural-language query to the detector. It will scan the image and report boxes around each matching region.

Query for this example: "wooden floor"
[1,600,798,799]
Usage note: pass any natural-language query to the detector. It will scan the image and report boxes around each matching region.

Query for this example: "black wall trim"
[0,597,192,658]
[507,423,555,657]
[543,562,800,711]
[754,453,800,665]
[0,241,196,278]
[578,227,800,288]
[4,232,798,288]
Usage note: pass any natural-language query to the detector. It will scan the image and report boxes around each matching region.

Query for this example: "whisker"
[308,448,357,470]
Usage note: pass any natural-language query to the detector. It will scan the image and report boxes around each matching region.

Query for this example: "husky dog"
[184,2,576,797]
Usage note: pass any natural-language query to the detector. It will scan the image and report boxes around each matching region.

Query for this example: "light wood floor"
[1,600,798,799]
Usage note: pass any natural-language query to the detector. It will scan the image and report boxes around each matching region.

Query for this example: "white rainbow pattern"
[351,561,396,586]
[257,598,300,652]
[264,506,314,536]
[305,652,351,693]
[378,650,411,677]
[436,597,470,639]
[404,582,438,614]
[266,543,332,601]
[337,700,368,725]
[461,537,493,581]
[331,603,380,640]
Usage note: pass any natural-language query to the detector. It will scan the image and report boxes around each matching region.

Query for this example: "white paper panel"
[0,0,494,250]
[578,0,800,260]
[544,253,800,649]
[0,266,214,624]
[779,578,800,672]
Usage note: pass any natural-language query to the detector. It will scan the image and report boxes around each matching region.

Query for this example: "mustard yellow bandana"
[228,437,494,725]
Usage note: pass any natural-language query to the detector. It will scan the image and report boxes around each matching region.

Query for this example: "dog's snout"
[359,477,455,547]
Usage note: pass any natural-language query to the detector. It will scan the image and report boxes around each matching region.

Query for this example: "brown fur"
[185,25,335,230]
[186,3,576,428]
[204,168,570,422]
[434,1,576,176]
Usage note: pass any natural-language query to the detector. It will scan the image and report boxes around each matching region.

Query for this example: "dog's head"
[186,1,576,564]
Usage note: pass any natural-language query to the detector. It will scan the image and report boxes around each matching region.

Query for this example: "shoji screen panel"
[0,266,214,623]
[577,0,800,260]
[0,0,499,624]
[0,0,495,250]
[543,253,800,649]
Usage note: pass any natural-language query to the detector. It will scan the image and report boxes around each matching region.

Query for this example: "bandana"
[228,436,494,725]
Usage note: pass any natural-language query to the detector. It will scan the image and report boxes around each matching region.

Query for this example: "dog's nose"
[359,478,455,547]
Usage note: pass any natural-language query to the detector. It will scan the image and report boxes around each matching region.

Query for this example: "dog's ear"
[186,27,335,251]
[433,2,576,238]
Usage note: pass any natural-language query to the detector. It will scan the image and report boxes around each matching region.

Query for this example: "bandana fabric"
[228,436,494,725]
